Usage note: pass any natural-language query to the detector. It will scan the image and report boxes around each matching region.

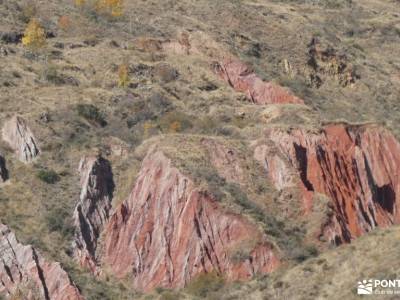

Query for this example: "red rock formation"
[102,149,279,291]
[255,124,400,244]
[0,224,83,300]
[214,59,304,105]
[2,116,40,163]
[73,155,114,274]
[201,138,245,184]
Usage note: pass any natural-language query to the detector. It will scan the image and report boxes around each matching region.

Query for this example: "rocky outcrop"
[0,154,8,182]
[73,155,114,273]
[214,59,304,105]
[201,139,245,184]
[307,37,358,87]
[0,224,83,300]
[2,116,40,163]
[255,124,400,245]
[102,149,279,291]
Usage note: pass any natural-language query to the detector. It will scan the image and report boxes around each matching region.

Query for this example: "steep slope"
[254,123,400,245]
[102,148,279,291]
[0,224,82,300]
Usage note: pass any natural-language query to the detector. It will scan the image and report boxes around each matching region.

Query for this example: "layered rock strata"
[73,155,114,273]
[102,149,279,291]
[214,59,304,105]
[2,116,40,163]
[0,224,83,300]
[255,124,400,244]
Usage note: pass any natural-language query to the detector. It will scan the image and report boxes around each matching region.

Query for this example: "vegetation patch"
[36,169,60,184]
[76,104,107,127]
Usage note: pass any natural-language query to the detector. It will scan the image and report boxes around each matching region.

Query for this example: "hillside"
[0,0,399,299]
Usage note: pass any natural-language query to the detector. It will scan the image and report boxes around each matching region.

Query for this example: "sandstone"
[255,124,400,244]
[214,59,304,105]
[0,224,83,300]
[73,155,114,274]
[102,149,279,291]
[2,116,40,163]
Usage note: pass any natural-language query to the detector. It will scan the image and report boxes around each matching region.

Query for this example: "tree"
[21,18,46,50]
[74,0,86,7]
[118,63,129,88]
[96,0,124,17]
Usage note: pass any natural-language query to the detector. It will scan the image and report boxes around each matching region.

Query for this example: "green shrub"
[76,104,107,127]
[36,169,60,184]
[45,207,73,236]
[293,245,319,262]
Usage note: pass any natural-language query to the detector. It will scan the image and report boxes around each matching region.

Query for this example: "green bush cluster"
[36,169,60,184]
[76,104,107,127]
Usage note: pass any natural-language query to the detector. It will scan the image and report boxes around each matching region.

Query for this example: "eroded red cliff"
[255,124,400,244]
[102,149,279,291]
[214,59,304,105]
[0,224,83,300]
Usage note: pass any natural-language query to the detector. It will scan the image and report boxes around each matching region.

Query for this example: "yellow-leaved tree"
[74,0,86,7]
[96,0,124,17]
[22,18,46,51]
[118,63,129,87]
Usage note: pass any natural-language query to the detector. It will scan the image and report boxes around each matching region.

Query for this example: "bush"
[45,207,73,236]
[76,104,107,127]
[158,111,193,133]
[41,65,64,85]
[293,245,319,262]
[36,169,60,184]
[186,272,225,298]
[58,15,71,32]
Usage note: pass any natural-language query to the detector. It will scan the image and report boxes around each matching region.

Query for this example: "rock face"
[102,149,279,291]
[73,155,114,273]
[0,224,82,300]
[2,116,40,163]
[255,124,400,244]
[214,59,304,105]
